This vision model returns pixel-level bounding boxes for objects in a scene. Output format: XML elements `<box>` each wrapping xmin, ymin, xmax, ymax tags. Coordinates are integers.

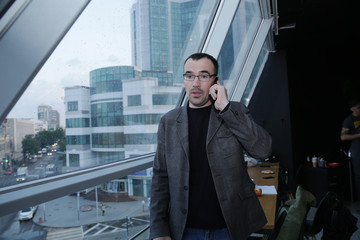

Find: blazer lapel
<box><xmin>176</xmin><ymin>105</ymin><xmax>190</xmax><ymax>160</ymax></box>
<box><xmin>207</xmin><ymin>106</ymin><xmax>222</xmax><ymax>145</ymax></box>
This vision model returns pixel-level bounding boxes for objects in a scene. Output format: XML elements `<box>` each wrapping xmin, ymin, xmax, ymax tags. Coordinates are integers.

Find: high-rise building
<box><xmin>7</xmin><ymin>119</ymin><xmax>35</xmax><ymax>156</ymax></box>
<box><xmin>48</xmin><ymin>110</ymin><xmax>60</xmax><ymax>130</ymax></box>
<box><xmin>38</xmin><ymin>105</ymin><xmax>60</xmax><ymax>130</ymax></box>
<box><xmin>64</xmin><ymin>0</ymin><xmax>199</xmax><ymax>196</ymax></box>
<box><xmin>38</xmin><ymin>105</ymin><xmax>51</xmax><ymax>123</ymax></box>
<box><xmin>64</xmin><ymin>67</ymin><xmax>182</xmax><ymax>168</ymax></box>
<box><xmin>130</xmin><ymin>0</ymin><xmax>200</xmax><ymax>80</ymax></box>
<box><xmin>65</xmin><ymin>0</ymin><xmax>200</xmax><ymax>168</ymax></box>
<box><xmin>64</xmin><ymin>86</ymin><xmax>92</xmax><ymax>168</ymax></box>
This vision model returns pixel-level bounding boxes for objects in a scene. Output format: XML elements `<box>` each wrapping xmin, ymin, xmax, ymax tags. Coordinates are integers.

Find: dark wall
<box><xmin>248</xmin><ymin>44</ymin><xmax>356</xmax><ymax>190</ymax></box>
<box><xmin>286</xmin><ymin>43</ymin><xmax>351</xmax><ymax>164</ymax></box>
<box><xmin>249</xmin><ymin>50</ymin><xmax>294</xmax><ymax>185</ymax></box>
<box><xmin>249</xmin><ymin>0</ymin><xmax>360</xmax><ymax>191</ymax></box>
<box><xmin>278</xmin><ymin>0</ymin><xmax>360</xmax><ymax>167</ymax></box>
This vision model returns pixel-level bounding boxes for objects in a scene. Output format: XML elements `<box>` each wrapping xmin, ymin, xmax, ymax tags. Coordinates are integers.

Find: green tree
<box><xmin>52</xmin><ymin>128</ymin><xmax>65</xmax><ymax>141</ymax></box>
<box><xmin>35</xmin><ymin>130</ymin><xmax>52</xmax><ymax>148</ymax></box>
<box><xmin>58</xmin><ymin>139</ymin><xmax>66</xmax><ymax>152</ymax></box>
<box><xmin>22</xmin><ymin>135</ymin><xmax>40</xmax><ymax>156</ymax></box>
<box><xmin>35</xmin><ymin>128</ymin><xmax>65</xmax><ymax>148</ymax></box>
<box><xmin>24</xmin><ymin>128</ymin><xmax>66</xmax><ymax>157</ymax></box>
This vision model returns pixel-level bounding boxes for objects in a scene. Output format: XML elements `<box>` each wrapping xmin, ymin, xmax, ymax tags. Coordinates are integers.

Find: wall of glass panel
<box><xmin>0</xmin><ymin>0</ymin><xmax>275</xmax><ymax>239</ymax></box>
<box><xmin>217</xmin><ymin>0</ymin><xmax>262</xmax><ymax>91</ymax></box>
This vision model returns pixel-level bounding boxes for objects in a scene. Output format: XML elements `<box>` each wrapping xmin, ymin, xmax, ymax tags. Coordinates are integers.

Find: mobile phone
<box><xmin>209</xmin><ymin>77</ymin><xmax>219</xmax><ymax>104</ymax></box>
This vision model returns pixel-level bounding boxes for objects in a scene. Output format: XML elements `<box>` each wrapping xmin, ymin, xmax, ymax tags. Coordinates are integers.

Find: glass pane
<box><xmin>241</xmin><ymin>34</ymin><xmax>271</xmax><ymax>105</ymax></box>
<box><xmin>217</xmin><ymin>0</ymin><xmax>262</xmax><ymax>93</ymax></box>
<box><xmin>1</xmin><ymin>0</ymin><xmax>218</xmax><ymax>185</ymax></box>
<box><xmin>0</xmin><ymin>167</ymin><xmax>152</xmax><ymax>240</ymax></box>
<box><xmin>0</xmin><ymin>0</ymin><xmax>276</xmax><ymax>239</ymax></box>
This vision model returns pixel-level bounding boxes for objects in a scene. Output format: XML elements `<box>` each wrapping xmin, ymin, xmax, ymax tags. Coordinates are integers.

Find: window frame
<box><xmin>0</xmin><ymin>0</ymin><xmax>275</xmax><ymax>218</ymax></box>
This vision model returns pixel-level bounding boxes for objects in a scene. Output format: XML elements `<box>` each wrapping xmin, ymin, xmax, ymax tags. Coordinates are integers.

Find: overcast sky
<box><xmin>8</xmin><ymin>0</ymin><xmax>135</xmax><ymax>127</ymax></box>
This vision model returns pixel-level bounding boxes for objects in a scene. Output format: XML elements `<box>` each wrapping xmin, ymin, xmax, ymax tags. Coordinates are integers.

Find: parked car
<box><xmin>4</xmin><ymin>168</ymin><xmax>14</xmax><ymax>175</ymax></box>
<box><xmin>18</xmin><ymin>206</ymin><xmax>38</xmax><ymax>221</ymax></box>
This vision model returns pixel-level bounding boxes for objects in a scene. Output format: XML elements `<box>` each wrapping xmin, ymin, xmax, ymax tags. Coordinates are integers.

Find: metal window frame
<box><xmin>0</xmin><ymin>153</ymin><xmax>154</xmax><ymax>216</ymax></box>
<box><xmin>0</xmin><ymin>0</ymin><xmax>91</xmax><ymax>124</ymax></box>
<box><xmin>0</xmin><ymin>0</ymin><xmax>275</xmax><ymax>218</ymax></box>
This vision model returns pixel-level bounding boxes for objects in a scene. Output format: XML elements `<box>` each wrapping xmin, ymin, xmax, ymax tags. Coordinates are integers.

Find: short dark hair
<box><xmin>184</xmin><ymin>53</ymin><xmax>218</xmax><ymax>75</ymax></box>
<box><xmin>348</xmin><ymin>99</ymin><xmax>360</xmax><ymax>108</ymax></box>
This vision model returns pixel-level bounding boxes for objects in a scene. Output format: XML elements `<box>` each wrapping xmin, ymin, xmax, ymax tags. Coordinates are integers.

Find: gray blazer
<box><xmin>149</xmin><ymin>101</ymin><xmax>272</xmax><ymax>240</ymax></box>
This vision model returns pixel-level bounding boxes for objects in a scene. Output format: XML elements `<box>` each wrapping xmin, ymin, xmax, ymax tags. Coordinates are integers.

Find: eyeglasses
<box><xmin>183</xmin><ymin>73</ymin><xmax>217</xmax><ymax>82</ymax></box>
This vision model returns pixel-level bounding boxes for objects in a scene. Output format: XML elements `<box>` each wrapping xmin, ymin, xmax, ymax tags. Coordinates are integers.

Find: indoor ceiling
<box><xmin>276</xmin><ymin>0</ymin><xmax>357</xmax><ymax>49</ymax></box>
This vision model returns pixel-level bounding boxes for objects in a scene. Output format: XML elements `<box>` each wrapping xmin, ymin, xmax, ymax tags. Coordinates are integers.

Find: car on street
<box><xmin>4</xmin><ymin>168</ymin><xmax>14</xmax><ymax>175</ymax></box>
<box><xmin>18</xmin><ymin>206</ymin><xmax>38</xmax><ymax>221</ymax></box>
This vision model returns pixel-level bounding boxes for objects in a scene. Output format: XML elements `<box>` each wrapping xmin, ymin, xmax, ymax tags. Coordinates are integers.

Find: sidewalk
<box><xmin>33</xmin><ymin>195</ymin><xmax>149</xmax><ymax>228</ymax></box>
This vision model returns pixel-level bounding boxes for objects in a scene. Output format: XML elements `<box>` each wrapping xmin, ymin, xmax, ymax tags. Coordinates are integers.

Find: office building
<box><xmin>38</xmin><ymin>105</ymin><xmax>60</xmax><ymax>130</ymax></box>
<box><xmin>131</xmin><ymin>0</ymin><xmax>200</xmax><ymax>81</ymax></box>
<box><xmin>64</xmin><ymin>86</ymin><xmax>92</xmax><ymax>168</ymax></box>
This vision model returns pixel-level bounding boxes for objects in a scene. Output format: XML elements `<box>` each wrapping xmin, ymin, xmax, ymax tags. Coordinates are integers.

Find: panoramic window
<box><xmin>241</xmin><ymin>35</ymin><xmax>272</xmax><ymax>105</ymax></box>
<box><xmin>0</xmin><ymin>0</ymin><xmax>275</xmax><ymax>239</ymax></box>
<box><xmin>217</xmin><ymin>0</ymin><xmax>262</xmax><ymax>92</ymax></box>
<box><xmin>1</xmin><ymin>0</ymin><xmax>219</xmax><ymax>185</ymax></box>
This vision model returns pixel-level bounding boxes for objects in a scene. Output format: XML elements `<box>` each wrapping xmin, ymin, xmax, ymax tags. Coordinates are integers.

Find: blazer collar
<box><xmin>176</xmin><ymin>102</ymin><xmax>223</xmax><ymax>153</ymax></box>
<box><xmin>176</xmin><ymin>104</ymin><xmax>189</xmax><ymax>159</ymax></box>
<box><xmin>207</xmin><ymin>106</ymin><xmax>222</xmax><ymax>143</ymax></box>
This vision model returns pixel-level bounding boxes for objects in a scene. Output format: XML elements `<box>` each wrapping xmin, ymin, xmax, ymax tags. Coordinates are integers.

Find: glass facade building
<box><xmin>131</xmin><ymin>0</ymin><xmax>200</xmax><ymax>76</ymax></box>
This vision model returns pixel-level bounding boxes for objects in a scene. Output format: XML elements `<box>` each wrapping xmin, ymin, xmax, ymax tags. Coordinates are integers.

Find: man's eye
<box><xmin>200</xmin><ymin>75</ymin><xmax>209</xmax><ymax>79</ymax></box>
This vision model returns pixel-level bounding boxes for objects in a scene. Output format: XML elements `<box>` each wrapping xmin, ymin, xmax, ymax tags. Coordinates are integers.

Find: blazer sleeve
<box><xmin>219</xmin><ymin>102</ymin><xmax>272</xmax><ymax>159</ymax></box>
<box><xmin>149</xmin><ymin>116</ymin><xmax>171</xmax><ymax>239</ymax></box>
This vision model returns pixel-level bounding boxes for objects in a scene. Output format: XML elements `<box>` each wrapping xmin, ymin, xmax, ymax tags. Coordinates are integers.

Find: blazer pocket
<box><xmin>217</xmin><ymin>128</ymin><xmax>234</xmax><ymax>138</ymax></box>
<box><xmin>217</xmin><ymin>129</ymin><xmax>239</xmax><ymax>151</ymax></box>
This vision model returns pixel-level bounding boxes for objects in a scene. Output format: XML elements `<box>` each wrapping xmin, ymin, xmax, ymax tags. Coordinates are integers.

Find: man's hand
<box><xmin>209</xmin><ymin>80</ymin><xmax>229</xmax><ymax>111</ymax></box>
<box><xmin>154</xmin><ymin>237</ymin><xmax>171</xmax><ymax>240</ymax></box>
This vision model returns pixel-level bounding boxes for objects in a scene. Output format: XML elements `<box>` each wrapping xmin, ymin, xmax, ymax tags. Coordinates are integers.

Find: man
<box><xmin>149</xmin><ymin>53</ymin><xmax>272</xmax><ymax>240</ymax></box>
<box><xmin>341</xmin><ymin>100</ymin><xmax>360</xmax><ymax>200</ymax></box>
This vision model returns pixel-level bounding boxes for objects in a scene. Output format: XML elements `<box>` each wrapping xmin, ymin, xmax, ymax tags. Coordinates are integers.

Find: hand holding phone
<box><xmin>209</xmin><ymin>80</ymin><xmax>229</xmax><ymax>111</ymax></box>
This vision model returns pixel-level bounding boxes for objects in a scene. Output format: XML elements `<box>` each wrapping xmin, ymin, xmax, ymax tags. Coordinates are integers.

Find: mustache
<box><xmin>190</xmin><ymin>88</ymin><xmax>203</xmax><ymax>93</ymax></box>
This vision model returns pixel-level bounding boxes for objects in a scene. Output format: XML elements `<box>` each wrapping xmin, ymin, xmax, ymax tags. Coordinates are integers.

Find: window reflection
<box><xmin>217</xmin><ymin>0</ymin><xmax>262</xmax><ymax>91</ymax></box>
<box><xmin>241</xmin><ymin>36</ymin><xmax>271</xmax><ymax>105</ymax></box>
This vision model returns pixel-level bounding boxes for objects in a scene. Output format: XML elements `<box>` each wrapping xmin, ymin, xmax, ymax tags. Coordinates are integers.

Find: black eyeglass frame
<box><xmin>182</xmin><ymin>73</ymin><xmax>217</xmax><ymax>82</ymax></box>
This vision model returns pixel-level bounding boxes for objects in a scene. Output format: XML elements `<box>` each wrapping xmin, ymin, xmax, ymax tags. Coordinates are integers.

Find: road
<box><xmin>0</xmin><ymin>153</ymin><xmax>58</xmax><ymax>188</ymax></box>
<box><xmin>0</xmin><ymin>212</ymin><xmax>48</xmax><ymax>240</ymax></box>
<box><xmin>0</xmin><ymin>150</ymin><xmax>150</xmax><ymax>239</ymax></box>
<box><xmin>0</xmin><ymin>206</ymin><xmax>150</xmax><ymax>240</ymax></box>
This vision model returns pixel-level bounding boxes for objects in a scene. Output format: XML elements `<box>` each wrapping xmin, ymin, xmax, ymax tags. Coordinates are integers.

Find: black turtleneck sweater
<box><xmin>186</xmin><ymin>105</ymin><xmax>227</xmax><ymax>229</ymax></box>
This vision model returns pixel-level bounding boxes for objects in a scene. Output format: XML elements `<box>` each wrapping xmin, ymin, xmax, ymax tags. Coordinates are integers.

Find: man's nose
<box><xmin>192</xmin><ymin>77</ymin><xmax>200</xmax><ymax>87</ymax></box>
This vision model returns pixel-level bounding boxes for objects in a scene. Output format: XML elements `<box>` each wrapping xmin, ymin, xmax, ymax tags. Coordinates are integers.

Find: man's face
<box><xmin>183</xmin><ymin>58</ymin><xmax>216</xmax><ymax>108</ymax></box>
<box><xmin>351</xmin><ymin>103</ymin><xmax>360</xmax><ymax>116</ymax></box>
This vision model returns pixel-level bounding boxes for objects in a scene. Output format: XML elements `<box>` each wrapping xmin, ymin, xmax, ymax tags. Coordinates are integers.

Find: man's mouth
<box><xmin>191</xmin><ymin>89</ymin><xmax>202</xmax><ymax>97</ymax></box>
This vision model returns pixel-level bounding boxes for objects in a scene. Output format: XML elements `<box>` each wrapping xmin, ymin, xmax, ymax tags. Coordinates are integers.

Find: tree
<box><xmin>35</xmin><ymin>130</ymin><xmax>52</xmax><ymax>148</ymax></box>
<box><xmin>58</xmin><ymin>138</ymin><xmax>66</xmax><ymax>152</ymax></box>
<box><xmin>22</xmin><ymin>128</ymin><xmax>66</xmax><ymax>158</ymax></box>
<box><xmin>35</xmin><ymin>128</ymin><xmax>65</xmax><ymax>148</ymax></box>
<box><xmin>53</xmin><ymin>128</ymin><xmax>65</xmax><ymax>141</ymax></box>
<box><xmin>22</xmin><ymin>135</ymin><xmax>40</xmax><ymax>156</ymax></box>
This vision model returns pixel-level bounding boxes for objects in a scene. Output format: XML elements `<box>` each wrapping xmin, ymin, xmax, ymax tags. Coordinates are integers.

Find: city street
<box><xmin>1</xmin><ymin>148</ymin><xmax>150</xmax><ymax>239</ymax></box>
<box><xmin>0</xmin><ymin>194</ymin><xmax>150</xmax><ymax>240</ymax></box>
<box><xmin>0</xmin><ymin>151</ymin><xmax>58</xmax><ymax>188</ymax></box>
<box><xmin>0</xmin><ymin>212</ymin><xmax>48</xmax><ymax>240</ymax></box>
